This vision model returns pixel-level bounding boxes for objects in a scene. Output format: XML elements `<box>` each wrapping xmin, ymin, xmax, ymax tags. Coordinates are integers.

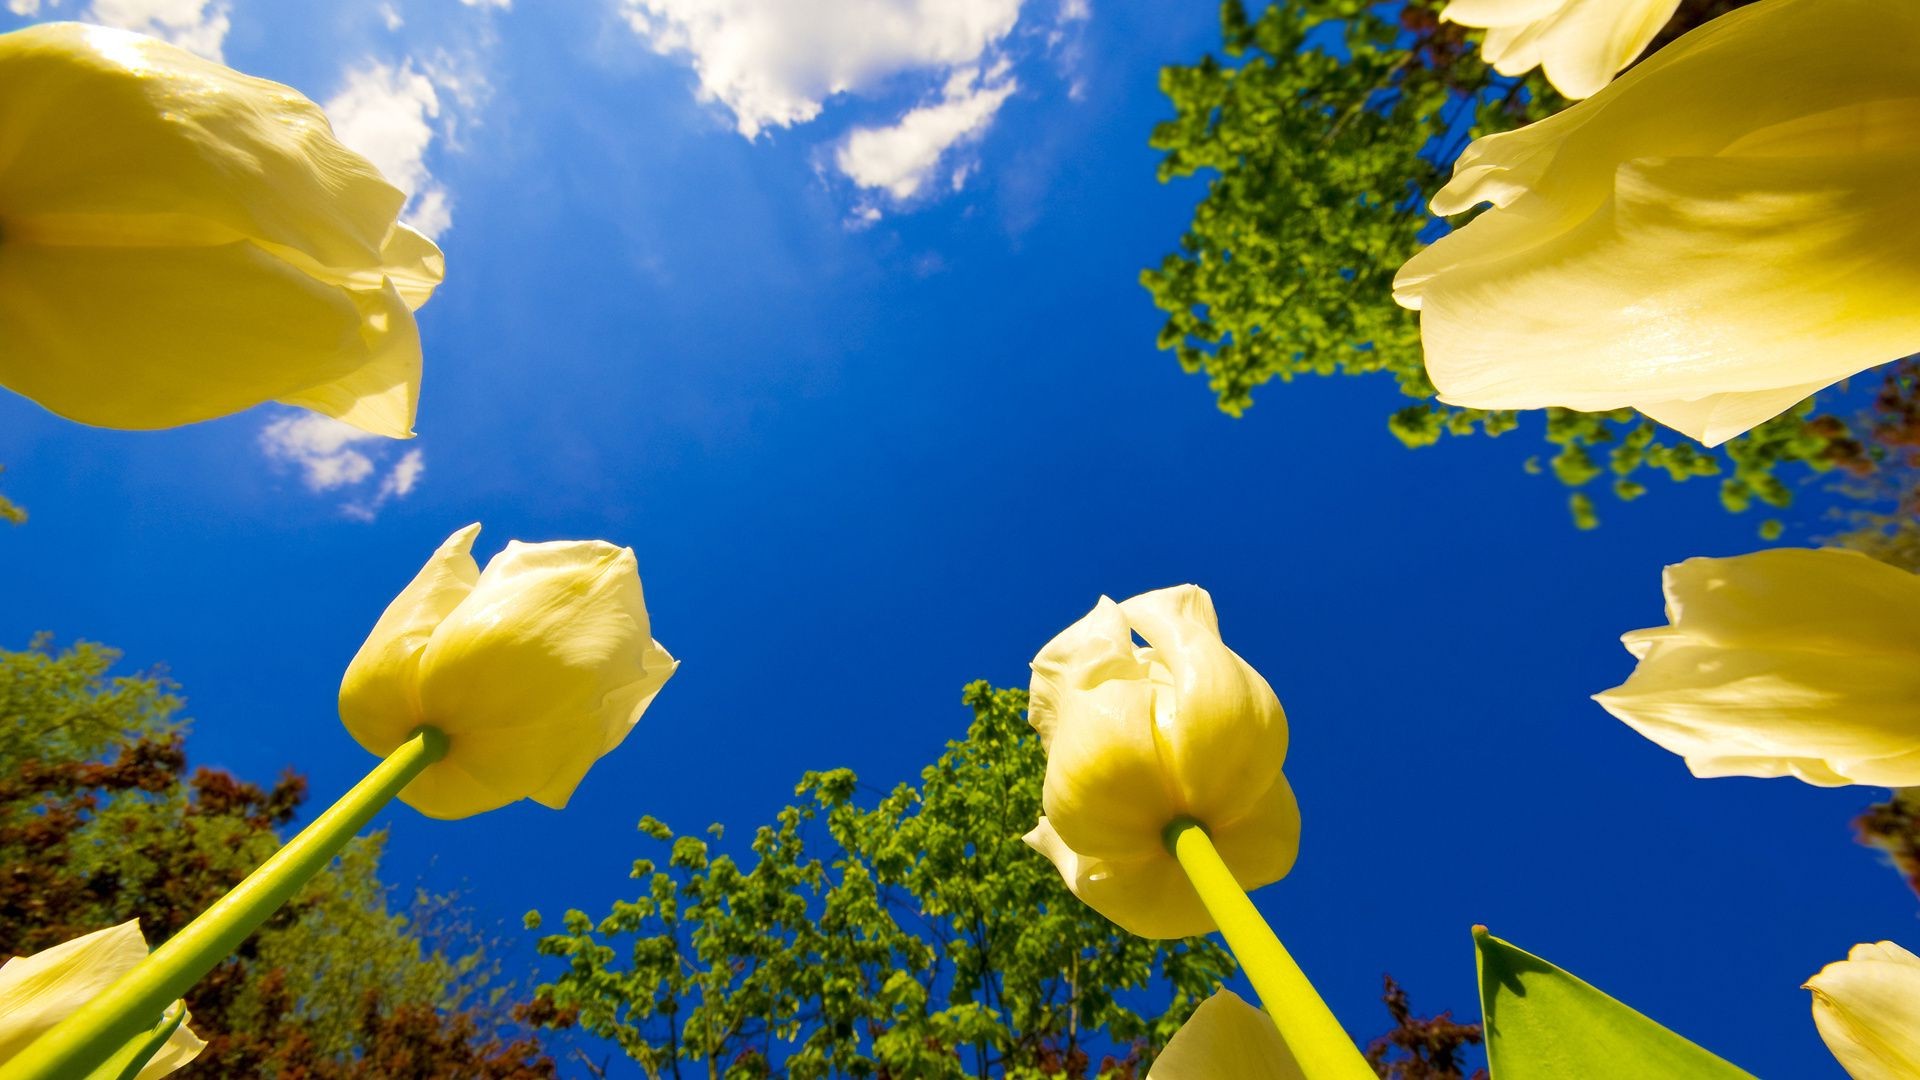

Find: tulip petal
<box><xmin>1029</xmin><ymin>595</ymin><xmax>1146</xmax><ymax>751</ymax></box>
<box><xmin>1205</xmin><ymin>769</ymin><xmax>1301</xmax><ymax>895</ymax></box>
<box><xmin>340</xmin><ymin>524</ymin><xmax>481</xmax><ymax>762</ymax></box>
<box><xmin>0</xmin><ymin>23</ymin><xmax>409</xmax><ymax>274</ymax></box>
<box><xmin>1807</xmin><ymin>941</ymin><xmax>1920</xmax><ymax>1080</ymax></box>
<box><xmin>0</xmin><ymin>238</ymin><xmax>423</xmax><ymax>436</ymax></box>
<box><xmin>0</xmin><ymin>922</ymin><xmax>203</xmax><ymax>1076</ymax></box>
<box><xmin>412</xmin><ymin>540</ymin><xmax>672</xmax><ymax>817</ymax></box>
<box><xmin>1121</xmin><ymin>586</ymin><xmax>1287</xmax><ymax>833</ymax></box>
<box><xmin>1024</xmin><ymin>816</ymin><xmax>1213</xmax><ymax>940</ymax></box>
<box><xmin>1148</xmin><ymin>989</ymin><xmax>1304</xmax><ymax>1080</ymax></box>
<box><xmin>1657</xmin><ymin>549</ymin><xmax>1920</xmax><ymax>653</ymax></box>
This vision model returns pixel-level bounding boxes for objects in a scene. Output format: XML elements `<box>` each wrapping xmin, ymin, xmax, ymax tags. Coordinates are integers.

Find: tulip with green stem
<box><xmin>0</xmin><ymin>525</ymin><xmax>676</xmax><ymax>1078</ymax></box>
<box><xmin>1021</xmin><ymin>585</ymin><xmax>1373</xmax><ymax>1078</ymax></box>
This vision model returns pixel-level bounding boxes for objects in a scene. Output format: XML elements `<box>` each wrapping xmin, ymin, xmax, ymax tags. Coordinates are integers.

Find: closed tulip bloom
<box><xmin>1394</xmin><ymin>0</ymin><xmax>1920</xmax><ymax>447</ymax></box>
<box><xmin>0</xmin><ymin>23</ymin><xmax>443</xmax><ymax>436</ymax></box>
<box><xmin>1023</xmin><ymin>585</ymin><xmax>1297</xmax><ymax>939</ymax></box>
<box><xmin>1806</xmin><ymin>941</ymin><xmax>1920</xmax><ymax>1080</ymax></box>
<box><xmin>1441</xmin><ymin>0</ymin><xmax>1681</xmax><ymax>100</ymax></box>
<box><xmin>340</xmin><ymin>524</ymin><xmax>677</xmax><ymax>819</ymax></box>
<box><xmin>1594</xmin><ymin>548</ymin><xmax>1920</xmax><ymax>787</ymax></box>
<box><xmin>0</xmin><ymin>922</ymin><xmax>203</xmax><ymax>1078</ymax></box>
<box><xmin>1149</xmin><ymin>989</ymin><xmax>1304</xmax><ymax>1080</ymax></box>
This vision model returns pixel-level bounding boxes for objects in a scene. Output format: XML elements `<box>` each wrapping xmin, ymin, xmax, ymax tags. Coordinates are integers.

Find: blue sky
<box><xmin>0</xmin><ymin>1</ymin><xmax>1909</xmax><ymax>1075</ymax></box>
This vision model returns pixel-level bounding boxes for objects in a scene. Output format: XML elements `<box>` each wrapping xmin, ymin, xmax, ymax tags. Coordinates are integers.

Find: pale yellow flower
<box><xmin>1023</xmin><ymin>585</ymin><xmax>1298</xmax><ymax>939</ymax></box>
<box><xmin>1806</xmin><ymin>941</ymin><xmax>1920</xmax><ymax>1080</ymax></box>
<box><xmin>0</xmin><ymin>23</ymin><xmax>443</xmax><ymax>436</ymax></box>
<box><xmin>339</xmin><ymin>524</ymin><xmax>678</xmax><ymax>819</ymax></box>
<box><xmin>1441</xmin><ymin>0</ymin><xmax>1681</xmax><ymax>99</ymax></box>
<box><xmin>1148</xmin><ymin>989</ymin><xmax>1305</xmax><ymax>1080</ymax></box>
<box><xmin>1394</xmin><ymin>0</ymin><xmax>1920</xmax><ymax>447</ymax></box>
<box><xmin>1594</xmin><ymin>548</ymin><xmax>1920</xmax><ymax>787</ymax></box>
<box><xmin>0</xmin><ymin>922</ymin><xmax>203</xmax><ymax>1078</ymax></box>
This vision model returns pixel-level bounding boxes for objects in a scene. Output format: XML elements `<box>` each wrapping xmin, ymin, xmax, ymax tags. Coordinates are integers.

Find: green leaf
<box><xmin>1474</xmin><ymin>927</ymin><xmax>1754</xmax><ymax>1079</ymax></box>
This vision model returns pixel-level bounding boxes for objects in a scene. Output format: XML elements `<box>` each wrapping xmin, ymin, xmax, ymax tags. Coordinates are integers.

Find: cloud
<box><xmin>835</xmin><ymin>64</ymin><xmax>1015</xmax><ymax>202</ymax></box>
<box><xmin>85</xmin><ymin>0</ymin><xmax>230</xmax><ymax>60</ymax></box>
<box><xmin>459</xmin><ymin>0</ymin><xmax>508</xmax><ymax>7</ymax></box>
<box><xmin>10</xmin><ymin>0</ymin><xmax>229</xmax><ymax>58</ymax></box>
<box><xmin>259</xmin><ymin>413</ymin><xmax>425</xmax><ymax>520</ymax></box>
<box><xmin>324</xmin><ymin>59</ymin><xmax>454</xmax><ymax>239</ymax></box>
<box><xmin>622</xmin><ymin>0</ymin><xmax>1022</xmax><ymax>139</ymax></box>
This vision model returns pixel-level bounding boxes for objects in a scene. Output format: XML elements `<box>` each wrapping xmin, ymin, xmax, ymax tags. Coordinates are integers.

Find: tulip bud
<box><xmin>1148</xmin><ymin>989</ymin><xmax>1303</xmax><ymax>1080</ymax></box>
<box><xmin>1805</xmin><ymin>941</ymin><xmax>1920</xmax><ymax>1080</ymax></box>
<box><xmin>1023</xmin><ymin>585</ymin><xmax>1297</xmax><ymax>939</ymax></box>
<box><xmin>0</xmin><ymin>922</ymin><xmax>203</xmax><ymax>1078</ymax></box>
<box><xmin>0</xmin><ymin>23</ymin><xmax>443</xmax><ymax>436</ymax></box>
<box><xmin>339</xmin><ymin>524</ymin><xmax>677</xmax><ymax>819</ymax></box>
<box><xmin>1594</xmin><ymin>548</ymin><xmax>1920</xmax><ymax>787</ymax></box>
<box><xmin>1394</xmin><ymin>0</ymin><xmax>1920</xmax><ymax>447</ymax></box>
<box><xmin>1439</xmin><ymin>0</ymin><xmax>1681</xmax><ymax>100</ymax></box>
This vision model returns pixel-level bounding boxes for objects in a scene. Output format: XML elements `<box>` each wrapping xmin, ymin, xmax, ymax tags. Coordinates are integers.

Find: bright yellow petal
<box><xmin>1024</xmin><ymin>816</ymin><xmax>1214</xmax><ymax>940</ymax></box>
<box><xmin>1480</xmin><ymin>0</ymin><xmax>1681</xmax><ymax>100</ymax></box>
<box><xmin>1121</xmin><ymin>585</ymin><xmax>1288</xmax><ymax>835</ymax></box>
<box><xmin>1149</xmin><ymin>989</ymin><xmax>1305</xmax><ymax>1080</ymax></box>
<box><xmin>274</xmin><ymin>276</ymin><xmax>423</xmax><ymax>439</ymax></box>
<box><xmin>0</xmin><ymin>239</ymin><xmax>422</xmax><ymax>435</ymax></box>
<box><xmin>1029</xmin><ymin>595</ymin><xmax>1144</xmax><ymax>751</ymax></box>
<box><xmin>1440</xmin><ymin>0</ymin><xmax>1567</xmax><ymax>28</ymax></box>
<box><xmin>0</xmin><ymin>23</ymin><xmax>405</xmax><ymax>273</ymax></box>
<box><xmin>1657</xmin><ymin>549</ymin><xmax>1920</xmax><ymax>652</ymax></box>
<box><xmin>339</xmin><ymin>524</ymin><xmax>480</xmax><ymax>762</ymax></box>
<box><xmin>1205</xmin><ymin>770</ymin><xmax>1301</xmax><ymax>895</ymax></box>
<box><xmin>1395</xmin><ymin>0</ymin><xmax>1920</xmax><ymax>445</ymax></box>
<box><xmin>410</xmin><ymin>540</ymin><xmax>672</xmax><ymax>818</ymax></box>
<box><xmin>1807</xmin><ymin>941</ymin><xmax>1920</xmax><ymax>1080</ymax></box>
<box><xmin>1040</xmin><ymin>669</ymin><xmax>1183</xmax><ymax>863</ymax></box>
<box><xmin>0</xmin><ymin>921</ymin><xmax>202</xmax><ymax>1076</ymax></box>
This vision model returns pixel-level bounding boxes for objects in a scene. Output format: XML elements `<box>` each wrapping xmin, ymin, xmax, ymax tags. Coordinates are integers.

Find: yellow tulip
<box><xmin>1148</xmin><ymin>989</ymin><xmax>1305</xmax><ymax>1080</ymax></box>
<box><xmin>0</xmin><ymin>922</ymin><xmax>203</xmax><ymax>1079</ymax></box>
<box><xmin>1594</xmin><ymin>548</ymin><xmax>1920</xmax><ymax>787</ymax></box>
<box><xmin>1023</xmin><ymin>585</ymin><xmax>1298</xmax><ymax>939</ymax></box>
<box><xmin>0</xmin><ymin>23</ymin><xmax>443</xmax><ymax>437</ymax></box>
<box><xmin>339</xmin><ymin>524</ymin><xmax>677</xmax><ymax>819</ymax></box>
<box><xmin>1806</xmin><ymin>941</ymin><xmax>1920</xmax><ymax>1080</ymax></box>
<box><xmin>1394</xmin><ymin>0</ymin><xmax>1920</xmax><ymax>447</ymax></box>
<box><xmin>1440</xmin><ymin>0</ymin><xmax>1681</xmax><ymax>99</ymax></box>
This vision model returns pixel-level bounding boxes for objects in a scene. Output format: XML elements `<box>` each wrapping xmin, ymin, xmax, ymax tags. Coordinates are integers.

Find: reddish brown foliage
<box><xmin>1366</xmin><ymin>976</ymin><xmax>1486</xmax><ymax>1080</ymax></box>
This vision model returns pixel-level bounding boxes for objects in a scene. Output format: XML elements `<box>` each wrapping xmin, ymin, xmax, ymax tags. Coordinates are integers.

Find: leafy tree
<box><xmin>0</xmin><ymin>466</ymin><xmax>22</xmax><ymax>525</ymax></box>
<box><xmin>0</xmin><ymin>636</ymin><xmax>555</xmax><ymax>1078</ymax></box>
<box><xmin>1140</xmin><ymin>0</ymin><xmax>1919</xmax><ymax>530</ymax></box>
<box><xmin>529</xmin><ymin>683</ymin><xmax>1235</xmax><ymax>1079</ymax></box>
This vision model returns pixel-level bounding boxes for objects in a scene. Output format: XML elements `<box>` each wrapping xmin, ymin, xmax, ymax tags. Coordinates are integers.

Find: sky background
<box><xmin>0</xmin><ymin>1</ymin><xmax>1909</xmax><ymax>1075</ymax></box>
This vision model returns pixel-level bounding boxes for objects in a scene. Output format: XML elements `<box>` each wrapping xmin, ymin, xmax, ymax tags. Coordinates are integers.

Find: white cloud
<box><xmin>378</xmin><ymin>2</ymin><xmax>403</xmax><ymax>30</ymax></box>
<box><xmin>259</xmin><ymin>413</ymin><xmax>425</xmax><ymax>520</ymax></box>
<box><xmin>459</xmin><ymin>0</ymin><xmax>509</xmax><ymax>7</ymax></box>
<box><xmin>7</xmin><ymin>1</ymin><xmax>42</xmax><ymax>15</ymax></box>
<box><xmin>324</xmin><ymin>60</ymin><xmax>454</xmax><ymax>239</ymax></box>
<box><xmin>85</xmin><ymin>0</ymin><xmax>230</xmax><ymax>60</ymax></box>
<box><xmin>622</xmin><ymin>0</ymin><xmax>1022</xmax><ymax>138</ymax></box>
<box><xmin>835</xmin><ymin>65</ymin><xmax>1015</xmax><ymax>202</ymax></box>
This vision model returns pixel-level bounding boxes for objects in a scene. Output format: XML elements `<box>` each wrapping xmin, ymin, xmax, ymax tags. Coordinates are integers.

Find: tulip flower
<box><xmin>1148</xmin><ymin>989</ymin><xmax>1304</xmax><ymax>1080</ymax></box>
<box><xmin>0</xmin><ymin>23</ymin><xmax>443</xmax><ymax>437</ymax></box>
<box><xmin>1023</xmin><ymin>585</ymin><xmax>1297</xmax><ymax>939</ymax></box>
<box><xmin>0</xmin><ymin>922</ymin><xmax>202</xmax><ymax>1079</ymax></box>
<box><xmin>1806</xmin><ymin>941</ymin><xmax>1920</xmax><ymax>1080</ymax></box>
<box><xmin>340</xmin><ymin>523</ymin><xmax>679</xmax><ymax>819</ymax></box>
<box><xmin>1594</xmin><ymin>548</ymin><xmax>1920</xmax><ymax>787</ymax></box>
<box><xmin>1024</xmin><ymin>586</ymin><xmax>1370</xmax><ymax>1080</ymax></box>
<box><xmin>1393</xmin><ymin>0</ymin><xmax>1920</xmax><ymax>447</ymax></box>
<box><xmin>1440</xmin><ymin>0</ymin><xmax>1681</xmax><ymax>100</ymax></box>
<box><xmin>0</xmin><ymin>525</ymin><xmax>676</xmax><ymax>1080</ymax></box>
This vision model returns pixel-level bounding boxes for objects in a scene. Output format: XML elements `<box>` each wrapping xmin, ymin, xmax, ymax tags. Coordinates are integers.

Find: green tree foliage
<box><xmin>0</xmin><ymin>636</ymin><xmax>555</xmax><ymax>1077</ymax></box>
<box><xmin>0</xmin><ymin>466</ymin><xmax>22</xmax><ymax>525</ymax></box>
<box><xmin>529</xmin><ymin>682</ymin><xmax>1236</xmax><ymax>1079</ymax></box>
<box><xmin>1140</xmin><ymin>0</ymin><xmax>1911</xmax><ymax>529</ymax></box>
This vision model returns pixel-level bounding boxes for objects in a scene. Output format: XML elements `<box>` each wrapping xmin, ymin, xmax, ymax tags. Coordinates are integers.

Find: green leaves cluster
<box><xmin>1143</xmin><ymin>0</ymin><xmax>1869</xmax><ymax>529</ymax></box>
<box><xmin>528</xmin><ymin>682</ymin><xmax>1233</xmax><ymax>1079</ymax></box>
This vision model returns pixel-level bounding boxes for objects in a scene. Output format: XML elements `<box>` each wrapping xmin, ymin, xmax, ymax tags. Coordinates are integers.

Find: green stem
<box><xmin>1164</xmin><ymin>818</ymin><xmax>1374</xmax><ymax>1080</ymax></box>
<box><xmin>0</xmin><ymin>728</ymin><xmax>448</xmax><ymax>1080</ymax></box>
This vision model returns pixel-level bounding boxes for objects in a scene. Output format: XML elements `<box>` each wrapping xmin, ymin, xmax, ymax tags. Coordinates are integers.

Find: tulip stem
<box><xmin>1165</xmin><ymin>818</ymin><xmax>1375</xmax><ymax>1080</ymax></box>
<box><xmin>0</xmin><ymin>728</ymin><xmax>448</xmax><ymax>1080</ymax></box>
